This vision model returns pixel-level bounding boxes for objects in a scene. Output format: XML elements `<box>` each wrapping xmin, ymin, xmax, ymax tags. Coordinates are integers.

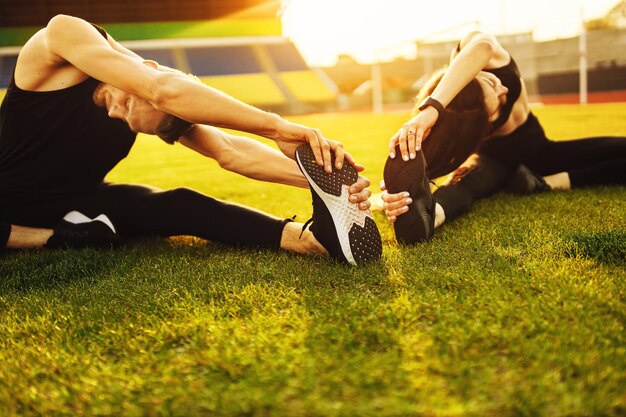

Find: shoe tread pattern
<box><xmin>349</xmin><ymin>217</ymin><xmax>383</xmax><ymax>264</ymax></box>
<box><xmin>296</xmin><ymin>144</ymin><xmax>382</xmax><ymax>265</ymax></box>
<box><xmin>296</xmin><ymin>145</ymin><xmax>358</xmax><ymax>196</ymax></box>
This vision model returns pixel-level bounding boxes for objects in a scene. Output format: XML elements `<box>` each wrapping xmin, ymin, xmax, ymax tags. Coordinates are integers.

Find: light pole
<box><xmin>579</xmin><ymin>0</ymin><xmax>588</xmax><ymax>104</ymax></box>
<box><xmin>371</xmin><ymin>58</ymin><xmax>384</xmax><ymax>114</ymax></box>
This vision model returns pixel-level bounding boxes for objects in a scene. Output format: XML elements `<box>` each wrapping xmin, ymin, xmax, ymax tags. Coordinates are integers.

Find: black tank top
<box><xmin>0</xmin><ymin>76</ymin><xmax>136</xmax><ymax>203</ymax></box>
<box><xmin>484</xmin><ymin>56</ymin><xmax>523</xmax><ymax>130</ymax></box>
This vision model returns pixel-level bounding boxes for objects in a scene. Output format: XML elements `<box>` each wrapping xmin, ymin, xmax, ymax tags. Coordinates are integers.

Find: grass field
<box><xmin>1</xmin><ymin>103</ymin><xmax>625</xmax><ymax>416</ymax></box>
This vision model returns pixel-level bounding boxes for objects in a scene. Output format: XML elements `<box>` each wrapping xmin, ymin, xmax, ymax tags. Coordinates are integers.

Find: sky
<box><xmin>280</xmin><ymin>0</ymin><xmax>622</xmax><ymax>66</ymax></box>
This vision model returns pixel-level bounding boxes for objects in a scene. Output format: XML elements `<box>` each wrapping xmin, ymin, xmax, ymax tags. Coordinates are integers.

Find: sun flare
<box><xmin>281</xmin><ymin>0</ymin><xmax>425</xmax><ymax>66</ymax></box>
<box><xmin>280</xmin><ymin>0</ymin><xmax>622</xmax><ymax>67</ymax></box>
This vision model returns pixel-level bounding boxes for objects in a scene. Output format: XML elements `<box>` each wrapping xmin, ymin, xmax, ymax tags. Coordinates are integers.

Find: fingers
<box><xmin>348</xmin><ymin>176</ymin><xmax>371</xmax><ymax>211</ymax></box>
<box><xmin>306</xmin><ymin>128</ymin><xmax>332</xmax><ymax>173</ymax></box>
<box><xmin>350</xmin><ymin>190</ymin><xmax>371</xmax><ymax>210</ymax></box>
<box><xmin>329</xmin><ymin>141</ymin><xmax>345</xmax><ymax>171</ymax></box>
<box><xmin>353</xmin><ymin>163</ymin><xmax>366</xmax><ymax>173</ymax></box>
<box><xmin>407</xmin><ymin>129</ymin><xmax>416</xmax><ymax>158</ymax></box>
<box><xmin>319</xmin><ymin>135</ymin><xmax>332</xmax><ymax>174</ymax></box>
<box><xmin>389</xmin><ymin>111</ymin><xmax>438</xmax><ymax>161</ymax></box>
<box><xmin>343</xmin><ymin>151</ymin><xmax>360</xmax><ymax>170</ymax></box>
<box><xmin>382</xmin><ymin>190</ymin><xmax>411</xmax><ymax>220</ymax></box>
<box><xmin>379</xmin><ymin>180</ymin><xmax>386</xmax><ymax>192</ymax></box>
<box><xmin>350</xmin><ymin>175</ymin><xmax>371</xmax><ymax>193</ymax></box>
<box><xmin>414</xmin><ymin>127</ymin><xmax>425</xmax><ymax>152</ymax></box>
<box><xmin>388</xmin><ymin>133</ymin><xmax>399</xmax><ymax>159</ymax></box>
<box><xmin>391</xmin><ymin>127</ymin><xmax>415</xmax><ymax>161</ymax></box>
<box><xmin>398</xmin><ymin>127</ymin><xmax>410</xmax><ymax>161</ymax></box>
<box><xmin>349</xmin><ymin>187</ymin><xmax>372</xmax><ymax>204</ymax></box>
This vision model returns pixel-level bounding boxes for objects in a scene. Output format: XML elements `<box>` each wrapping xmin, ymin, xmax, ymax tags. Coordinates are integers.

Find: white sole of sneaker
<box><xmin>296</xmin><ymin>152</ymin><xmax>371</xmax><ymax>266</ymax></box>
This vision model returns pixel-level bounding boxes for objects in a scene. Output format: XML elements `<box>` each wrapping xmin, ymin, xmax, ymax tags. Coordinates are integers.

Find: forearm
<box><xmin>225</xmin><ymin>137</ymin><xmax>308</xmax><ymax>188</ymax></box>
<box><xmin>181</xmin><ymin>125</ymin><xmax>308</xmax><ymax>188</ymax></box>
<box><xmin>431</xmin><ymin>40</ymin><xmax>494</xmax><ymax>106</ymax></box>
<box><xmin>154</xmin><ymin>75</ymin><xmax>283</xmax><ymax>139</ymax></box>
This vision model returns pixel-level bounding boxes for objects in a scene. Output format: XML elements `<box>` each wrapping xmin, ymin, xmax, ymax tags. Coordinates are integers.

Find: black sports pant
<box><xmin>2</xmin><ymin>184</ymin><xmax>288</xmax><ymax>248</ymax></box>
<box><xmin>434</xmin><ymin>113</ymin><xmax>626</xmax><ymax>221</ymax></box>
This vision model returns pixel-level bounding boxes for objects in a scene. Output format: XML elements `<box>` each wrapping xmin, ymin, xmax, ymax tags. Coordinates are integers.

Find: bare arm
<box><xmin>179</xmin><ymin>125</ymin><xmax>309</xmax><ymax>188</ymax></box>
<box><xmin>179</xmin><ymin>125</ymin><xmax>373</xmax><ymax>210</ymax></box>
<box><xmin>37</xmin><ymin>15</ymin><xmax>342</xmax><ymax>170</ymax></box>
<box><xmin>388</xmin><ymin>31</ymin><xmax>509</xmax><ymax>160</ymax></box>
<box><xmin>432</xmin><ymin>31</ymin><xmax>509</xmax><ymax>107</ymax></box>
<box><xmin>42</xmin><ymin>15</ymin><xmax>278</xmax><ymax>133</ymax></box>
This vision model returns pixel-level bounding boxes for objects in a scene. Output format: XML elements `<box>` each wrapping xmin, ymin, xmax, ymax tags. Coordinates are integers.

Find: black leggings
<box><xmin>434</xmin><ymin>113</ymin><xmax>626</xmax><ymax>221</ymax></box>
<box><xmin>2</xmin><ymin>183</ymin><xmax>288</xmax><ymax>248</ymax></box>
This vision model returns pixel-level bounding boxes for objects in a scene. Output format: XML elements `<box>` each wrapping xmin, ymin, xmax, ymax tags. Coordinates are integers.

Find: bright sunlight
<box><xmin>281</xmin><ymin>0</ymin><xmax>622</xmax><ymax>66</ymax></box>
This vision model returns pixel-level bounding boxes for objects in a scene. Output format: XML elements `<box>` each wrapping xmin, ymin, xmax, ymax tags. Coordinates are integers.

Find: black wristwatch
<box><xmin>418</xmin><ymin>96</ymin><xmax>445</xmax><ymax>115</ymax></box>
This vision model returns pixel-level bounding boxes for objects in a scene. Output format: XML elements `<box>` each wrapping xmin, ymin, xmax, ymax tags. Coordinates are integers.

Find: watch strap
<box><xmin>419</xmin><ymin>96</ymin><xmax>445</xmax><ymax>115</ymax></box>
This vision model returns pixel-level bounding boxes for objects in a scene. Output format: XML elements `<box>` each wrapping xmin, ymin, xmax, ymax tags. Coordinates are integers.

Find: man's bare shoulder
<box><xmin>15</xmin><ymin>16</ymin><xmax>91</xmax><ymax>91</ymax></box>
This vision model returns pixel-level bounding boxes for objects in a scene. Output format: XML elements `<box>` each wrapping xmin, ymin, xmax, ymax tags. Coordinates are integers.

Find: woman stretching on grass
<box><xmin>0</xmin><ymin>14</ymin><xmax>382</xmax><ymax>265</ymax></box>
<box><xmin>381</xmin><ymin>31</ymin><xmax>626</xmax><ymax>244</ymax></box>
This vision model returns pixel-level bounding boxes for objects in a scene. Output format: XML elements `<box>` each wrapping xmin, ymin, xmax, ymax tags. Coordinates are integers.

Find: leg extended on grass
<box><xmin>434</xmin><ymin>153</ymin><xmax>512</xmax><ymax>224</ymax></box>
<box><xmin>0</xmin><ymin>213</ymin><xmax>327</xmax><ymax>257</ymax></box>
<box><xmin>58</xmin><ymin>183</ymin><xmax>341</xmax><ymax>259</ymax></box>
<box><xmin>1</xmin><ymin>223</ymin><xmax>52</xmax><ymax>249</ymax></box>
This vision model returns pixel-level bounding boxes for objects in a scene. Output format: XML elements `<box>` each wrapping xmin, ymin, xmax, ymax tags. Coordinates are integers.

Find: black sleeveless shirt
<box><xmin>0</xmin><ymin>76</ymin><xmax>136</xmax><ymax>204</ymax></box>
<box><xmin>484</xmin><ymin>56</ymin><xmax>523</xmax><ymax>131</ymax></box>
<box><xmin>0</xmin><ymin>22</ymin><xmax>136</xmax><ymax>206</ymax></box>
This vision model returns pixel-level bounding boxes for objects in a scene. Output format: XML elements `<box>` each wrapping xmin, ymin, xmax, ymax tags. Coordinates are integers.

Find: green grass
<box><xmin>1</xmin><ymin>103</ymin><xmax>625</xmax><ymax>416</ymax></box>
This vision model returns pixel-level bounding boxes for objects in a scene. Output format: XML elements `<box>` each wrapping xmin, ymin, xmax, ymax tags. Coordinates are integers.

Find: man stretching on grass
<box><xmin>0</xmin><ymin>15</ymin><xmax>382</xmax><ymax>265</ymax></box>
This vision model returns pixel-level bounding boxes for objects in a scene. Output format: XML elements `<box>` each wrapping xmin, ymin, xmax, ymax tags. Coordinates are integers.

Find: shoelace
<box><xmin>299</xmin><ymin>217</ymin><xmax>313</xmax><ymax>239</ymax></box>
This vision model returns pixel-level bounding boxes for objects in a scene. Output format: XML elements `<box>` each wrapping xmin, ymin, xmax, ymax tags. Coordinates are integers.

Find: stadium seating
<box><xmin>0</xmin><ymin>38</ymin><xmax>337</xmax><ymax>114</ymax></box>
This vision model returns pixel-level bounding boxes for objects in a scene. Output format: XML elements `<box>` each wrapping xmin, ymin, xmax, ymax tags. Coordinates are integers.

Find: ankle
<box><xmin>544</xmin><ymin>172</ymin><xmax>571</xmax><ymax>190</ymax></box>
<box><xmin>6</xmin><ymin>225</ymin><xmax>53</xmax><ymax>249</ymax></box>
<box><xmin>280</xmin><ymin>222</ymin><xmax>327</xmax><ymax>256</ymax></box>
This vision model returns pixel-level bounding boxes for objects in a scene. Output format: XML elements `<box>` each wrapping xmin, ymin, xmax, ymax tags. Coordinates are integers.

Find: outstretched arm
<box><xmin>388</xmin><ymin>32</ymin><xmax>509</xmax><ymax>160</ymax></box>
<box><xmin>179</xmin><ymin>125</ymin><xmax>372</xmax><ymax>210</ymax></box>
<box><xmin>180</xmin><ymin>125</ymin><xmax>309</xmax><ymax>188</ymax></box>
<box><xmin>34</xmin><ymin>15</ymin><xmax>341</xmax><ymax>171</ymax></box>
<box><xmin>431</xmin><ymin>32</ymin><xmax>509</xmax><ymax>107</ymax></box>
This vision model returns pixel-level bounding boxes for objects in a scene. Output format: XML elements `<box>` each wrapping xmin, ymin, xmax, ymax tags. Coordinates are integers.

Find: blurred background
<box><xmin>1</xmin><ymin>0</ymin><xmax>625</xmax><ymax>114</ymax></box>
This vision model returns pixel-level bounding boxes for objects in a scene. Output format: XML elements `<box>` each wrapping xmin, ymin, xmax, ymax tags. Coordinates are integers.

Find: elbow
<box><xmin>215</xmin><ymin>147</ymin><xmax>239</xmax><ymax>172</ymax></box>
<box><xmin>149</xmin><ymin>72</ymin><xmax>179</xmax><ymax>111</ymax></box>
<box><xmin>217</xmin><ymin>154</ymin><xmax>234</xmax><ymax>171</ymax></box>
<box><xmin>473</xmin><ymin>39</ymin><xmax>496</xmax><ymax>58</ymax></box>
<box><xmin>45</xmin><ymin>14</ymin><xmax>74</xmax><ymax>44</ymax></box>
<box><xmin>217</xmin><ymin>149</ymin><xmax>256</xmax><ymax>178</ymax></box>
<box><xmin>47</xmin><ymin>14</ymin><xmax>72</xmax><ymax>29</ymax></box>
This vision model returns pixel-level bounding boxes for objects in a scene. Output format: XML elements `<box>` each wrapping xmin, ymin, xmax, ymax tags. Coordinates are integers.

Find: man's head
<box><xmin>92</xmin><ymin>60</ymin><xmax>194</xmax><ymax>144</ymax></box>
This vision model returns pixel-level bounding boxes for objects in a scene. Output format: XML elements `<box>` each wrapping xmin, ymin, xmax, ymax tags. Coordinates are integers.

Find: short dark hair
<box><xmin>415</xmin><ymin>67</ymin><xmax>491</xmax><ymax>178</ymax></box>
<box><xmin>155</xmin><ymin>114</ymin><xmax>194</xmax><ymax>144</ymax></box>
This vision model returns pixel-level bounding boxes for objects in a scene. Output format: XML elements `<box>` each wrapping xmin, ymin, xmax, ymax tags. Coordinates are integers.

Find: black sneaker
<box><xmin>383</xmin><ymin>147</ymin><xmax>435</xmax><ymax>244</ymax></box>
<box><xmin>295</xmin><ymin>144</ymin><xmax>382</xmax><ymax>265</ymax></box>
<box><xmin>506</xmin><ymin>164</ymin><xmax>551</xmax><ymax>195</ymax></box>
<box><xmin>45</xmin><ymin>211</ymin><xmax>118</xmax><ymax>249</ymax></box>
